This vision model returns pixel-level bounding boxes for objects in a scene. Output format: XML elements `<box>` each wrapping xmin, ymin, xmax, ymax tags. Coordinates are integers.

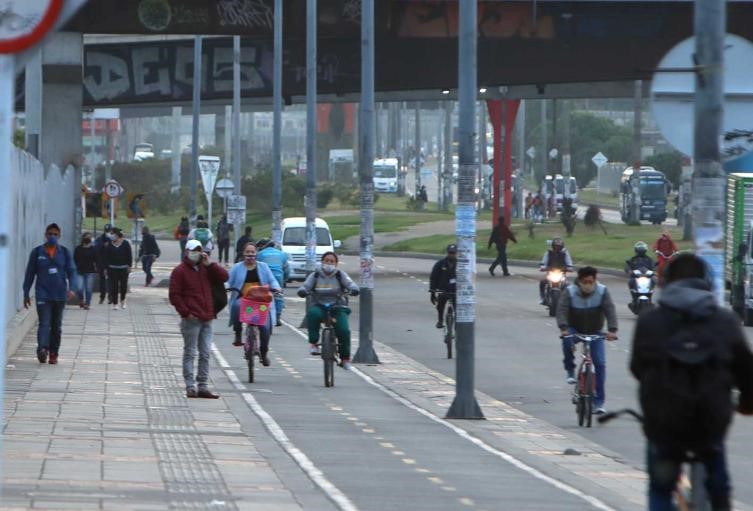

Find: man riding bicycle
<box><xmin>430</xmin><ymin>244</ymin><xmax>458</xmax><ymax>329</ymax></box>
<box><xmin>539</xmin><ymin>237</ymin><xmax>574</xmax><ymax>304</ymax></box>
<box><xmin>297</xmin><ymin>251</ymin><xmax>359</xmax><ymax>370</ymax></box>
<box><xmin>556</xmin><ymin>266</ymin><xmax>618</xmax><ymax>415</ymax></box>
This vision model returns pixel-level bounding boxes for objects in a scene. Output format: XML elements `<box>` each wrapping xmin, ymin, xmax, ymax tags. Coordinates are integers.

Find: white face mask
<box><xmin>187</xmin><ymin>251</ymin><xmax>202</xmax><ymax>263</ymax></box>
<box><xmin>579</xmin><ymin>282</ymin><xmax>596</xmax><ymax>295</ymax></box>
<box><xmin>321</xmin><ymin>264</ymin><xmax>336</xmax><ymax>274</ymax></box>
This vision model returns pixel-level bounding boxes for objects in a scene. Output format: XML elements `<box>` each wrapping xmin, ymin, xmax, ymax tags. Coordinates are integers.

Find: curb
<box><xmin>5</xmin><ymin>307</ymin><xmax>37</xmax><ymax>363</ymax></box>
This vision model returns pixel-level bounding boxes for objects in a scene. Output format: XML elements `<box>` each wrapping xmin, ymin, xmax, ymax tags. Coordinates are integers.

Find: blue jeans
<box><xmin>77</xmin><ymin>273</ymin><xmax>94</xmax><ymax>305</ymax></box>
<box><xmin>141</xmin><ymin>255</ymin><xmax>155</xmax><ymax>284</ymax></box>
<box><xmin>180</xmin><ymin>318</ymin><xmax>213</xmax><ymax>391</ymax></box>
<box><xmin>562</xmin><ymin>334</ymin><xmax>606</xmax><ymax>407</ymax></box>
<box><xmin>36</xmin><ymin>300</ymin><xmax>65</xmax><ymax>355</ymax></box>
<box><xmin>647</xmin><ymin>441</ymin><xmax>730</xmax><ymax>511</ymax></box>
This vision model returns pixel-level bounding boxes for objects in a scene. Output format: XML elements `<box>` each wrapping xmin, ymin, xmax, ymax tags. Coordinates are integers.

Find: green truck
<box><xmin>725</xmin><ymin>173</ymin><xmax>753</xmax><ymax>325</ymax></box>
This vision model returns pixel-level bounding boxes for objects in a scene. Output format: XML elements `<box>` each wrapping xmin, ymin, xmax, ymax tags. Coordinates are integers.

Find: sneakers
<box><xmin>197</xmin><ymin>389</ymin><xmax>220</xmax><ymax>399</ymax></box>
<box><xmin>309</xmin><ymin>344</ymin><xmax>321</xmax><ymax>356</ymax></box>
<box><xmin>276</xmin><ymin>319</ymin><xmax>283</xmax><ymax>327</ymax></box>
<box><xmin>261</xmin><ymin>354</ymin><xmax>270</xmax><ymax>367</ymax></box>
<box><xmin>503</xmin><ymin>272</ymin><xmax>512</xmax><ymax>277</ymax></box>
<box><xmin>488</xmin><ymin>267</ymin><xmax>495</xmax><ymax>277</ymax></box>
<box><xmin>112</xmin><ymin>304</ymin><xmax>118</xmax><ymax>310</ymax></box>
<box><xmin>37</xmin><ymin>348</ymin><xmax>48</xmax><ymax>364</ymax></box>
<box><xmin>566</xmin><ymin>371</ymin><xmax>576</xmax><ymax>385</ymax></box>
<box><xmin>594</xmin><ymin>407</ymin><xmax>607</xmax><ymax>416</ymax></box>
<box><xmin>120</xmin><ymin>300</ymin><xmax>127</xmax><ymax>310</ymax></box>
<box><xmin>186</xmin><ymin>387</ymin><xmax>198</xmax><ymax>398</ymax></box>
<box><xmin>48</xmin><ymin>354</ymin><xmax>58</xmax><ymax>365</ymax></box>
<box><xmin>232</xmin><ymin>331</ymin><xmax>243</xmax><ymax>347</ymax></box>
<box><xmin>99</xmin><ymin>296</ymin><xmax>105</xmax><ymax>305</ymax></box>
<box><xmin>341</xmin><ymin>359</ymin><xmax>352</xmax><ymax>371</ymax></box>
<box><xmin>539</xmin><ymin>297</ymin><xmax>546</xmax><ymax>305</ymax></box>
<box><xmin>435</xmin><ymin>321</ymin><xmax>444</xmax><ymax>329</ymax></box>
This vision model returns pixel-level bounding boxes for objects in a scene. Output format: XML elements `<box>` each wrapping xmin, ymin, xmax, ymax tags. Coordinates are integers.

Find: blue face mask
<box><xmin>46</xmin><ymin>235</ymin><xmax>58</xmax><ymax>245</ymax></box>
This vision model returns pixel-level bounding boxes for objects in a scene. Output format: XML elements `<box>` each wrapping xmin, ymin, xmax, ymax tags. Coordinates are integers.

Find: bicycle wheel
<box><xmin>444</xmin><ymin>306</ymin><xmax>454</xmax><ymax>359</ymax></box>
<box><xmin>584</xmin><ymin>371</ymin><xmax>594</xmax><ymax>427</ymax></box>
<box><xmin>246</xmin><ymin>326</ymin><xmax>255</xmax><ymax>383</ymax></box>
<box><xmin>322</xmin><ymin>328</ymin><xmax>335</xmax><ymax>388</ymax></box>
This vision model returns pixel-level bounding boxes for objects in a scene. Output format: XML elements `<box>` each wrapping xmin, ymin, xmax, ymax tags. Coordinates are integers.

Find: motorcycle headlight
<box><xmin>637</xmin><ymin>277</ymin><xmax>651</xmax><ymax>287</ymax></box>
<box><xmin>547</xmin><ymin>271</ymin><xmax>563</xmax><ymax>283</ymax></box>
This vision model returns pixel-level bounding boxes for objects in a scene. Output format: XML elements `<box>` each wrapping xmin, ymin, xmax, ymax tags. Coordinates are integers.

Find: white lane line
<box><xmin>210</xmin><ymin>344</ymin><xmax>359</xmax><ymax>511</ymax></box>
<box><xmin>282</xmin><ymin>323</ymin><xmax>617</xmax><ymax>511</ymax></box>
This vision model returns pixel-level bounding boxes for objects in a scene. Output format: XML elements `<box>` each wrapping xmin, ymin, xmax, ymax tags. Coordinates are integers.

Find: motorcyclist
<box><xmin>256</xmin><ymin>239</ymin><xmax>289</xmax><ymax>326</ymax></box>
<box><xmin>539</xmin><ymin>238</ymin><xmax>574</xmax><ymax>304</ymax></box>
<box><xmin>625</xmin><ymin>242</ymin><xmax>656</xmax><ymax>312</ymax></box>
<box><xmin>430</xmin><ymin>244</ymin><xmax>457</xmax><ymax>329</ymax></box>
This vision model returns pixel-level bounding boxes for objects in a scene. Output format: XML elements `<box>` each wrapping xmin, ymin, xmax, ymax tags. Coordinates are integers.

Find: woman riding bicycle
<box><xmin>227</xmin><ymin>242</ymin><xmax>282</xmax><ymax>367</ymax></box>
<box><xmin>297</xmin><ymin>252</ymin><xmax>359</xmax><ymax>370</ymax></box>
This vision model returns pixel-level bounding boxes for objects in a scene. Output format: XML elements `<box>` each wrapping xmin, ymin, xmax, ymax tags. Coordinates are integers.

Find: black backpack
<box><xmin>639</xmin><ymin>311</ymin><xmax>734</xmax><ymax>454</ymax></box>
<box><xmin>210</xmin><ymin>276</ymin><xmax>228</xmax><ymax>315</ymax></box>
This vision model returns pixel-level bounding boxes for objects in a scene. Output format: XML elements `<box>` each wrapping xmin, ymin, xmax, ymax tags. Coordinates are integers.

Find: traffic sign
<box><xmin>227</xmin><ymin>194</ymin><xmax>246</xmax><ymax>226</ymax></box>
<box><xmin>0</xmin><ymin>0</ymin><xmax>64</xmax><ymax>54</ymax></box>
<box><xmin>651</xmin><ymin>34</ymin><xmax>753</xmax><ymax>157</ymax></box>
<box><xmin>591</xmin><ymin>152</ymin><xmax>608</xmax><ymax>168</ymax></box>
<box><xmin>199</xmin><ymin>155</ymin><xmax>221</xmax><ymax>195</ymax></box>
<box><xmin>526</xmin><ymin>146</ymin><xmax>536</xmax><ymax>159</ymax></box>
<box><xmin>549</xmin><ymin>148</ymin><xmax>559</xmax><ymax>160</ymax></box>
<box><xmin>215</xmin><ymin>178</ymin><xmax>235</xmax><ymax>199</ymax></box>
<box><xmin>104</xmin><ymin>179</ymin><xmax>123</xmax><ymax>199</ymax></box>
<box><xmin>227</xmin><ymin>194</ymin><xmax>246</xmax><ymax>210</ymax></box>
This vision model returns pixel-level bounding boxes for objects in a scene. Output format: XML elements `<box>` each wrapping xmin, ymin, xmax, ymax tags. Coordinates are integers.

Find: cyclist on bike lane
<box><xmin>227</xmin><ymin>242</ymin><xmax>282</xmax><ymax>366</ymax></box>
<box><xmin>297</xmin><ymin>251</ymin><xmax>359</xmax><ymax>370</ymax></box>
<box><xmin>430</xmin><ymin>244</ymin><xmax>458</xmax><ymax>329</ymax></box>
<box><xmin>556</xmin><ymin>266</ymin><xmax>618</xmax><ymax>415</ymax></box>
<box><xmin>538</xmin><ymin>237</ymin><xmax>574</xmax><ymax>304</ymax></box>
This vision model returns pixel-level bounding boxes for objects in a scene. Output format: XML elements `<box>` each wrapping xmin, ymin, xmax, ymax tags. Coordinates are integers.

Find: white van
<box><xmin>281</xmin><ymin>217</ymin><xmax>341</xmax><ymax>281</ymax></box>
<box><xmin>373</xmin><ymin>158</ymin><xmax>399</xmax><ymax>193</ymax></box>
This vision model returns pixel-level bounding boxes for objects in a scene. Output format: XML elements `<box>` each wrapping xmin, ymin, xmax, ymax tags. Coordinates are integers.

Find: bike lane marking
<box><xmin>282</xmin><ymin>322</ymin><xmax>618</xmax><ymax>511</ymax></box>
<box><xmin>211</xmin><ymin>344</ymin><xmax>359</xmax><ymax>511</ymax></box>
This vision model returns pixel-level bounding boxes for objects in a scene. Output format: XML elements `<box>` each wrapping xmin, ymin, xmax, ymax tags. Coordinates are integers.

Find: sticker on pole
<box><xmin>0</xmin><ymin>0</ymin><xmax>64</xmax><ymax>54</ymax></box>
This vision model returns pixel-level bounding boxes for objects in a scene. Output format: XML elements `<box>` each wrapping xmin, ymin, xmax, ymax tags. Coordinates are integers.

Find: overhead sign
<box><xmin>651</xmin><ymin>34</ymin><xmax>753</xmax><ymax>157</ymax></box>
<box><xmin>198</xmin><ymin>155</ymin><xmax>221</xmax><ymax>196</ymax></box>
<box><xmin>215</xmin><ymin>178</ymin><xmax>235</xmax><ymax>199</ymax></box>
<box><xmin>104</xmin><ymin>179</ymin><xmax>123</xmax><ymax>199</ymax></box>
<box><xmin>591</xmin><ymin>152</ymin><xmax>608</xmax><ymax>168</ymax></box>
<box><xmin>0</xmin><ymin>0</ymin><xmax>63</xmax><ymax>54</ymax></box>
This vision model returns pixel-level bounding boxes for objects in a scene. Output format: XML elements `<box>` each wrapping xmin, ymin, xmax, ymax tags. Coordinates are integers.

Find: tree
<box><xmin>643</xmin><ymin>151</ymin><xmax>684</xmax><ymax>188</ymax></box>
<box><xmin>570</xmin><ymin>112</ymin><xmax>631</xmax><ymax>187</ymax></box>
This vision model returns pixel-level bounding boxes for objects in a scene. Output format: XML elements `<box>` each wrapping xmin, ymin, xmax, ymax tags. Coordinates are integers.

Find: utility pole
<box><xmin>540</xmin><ymin>100</ymin><xmax>547</xmax><ymax>181</ymax></box>
<box><xmin>414</xmin><ymin>105</ymin><xmax>421</xmax><ymax>194</ymax></box>
<box><xmin>171</xmin><ymin>106</ymin><xmax>181</xmax><ymax>193</ymax></box>
<box><xmin>518</xmin><ymin>99</ymin><xmax>526</xmax><ymax>180</ymax></box>
<box><xmin>446</xmin><ymin>1</ymin><xmax>483</xmax><ymax>420</ymax></box>
<box><xmin>477</xmin><ymin>101</ymin><xmax>486</xmax><ymax>209</ymax></box>
<box><xmin>305</xmin><ymin>0</ymin><xmax>318</xmax><ymax>275</ymax></box>
<box><xmin>437</xmin><ymin>111</ymin><xmax>443</xmax><ymax>210</ymax></box>
<box><xmin>189</xmin><ymin>36</ymin><xmax>202</xmax><ymax>224</ymax></box>
<box><xmin>232</xmin><ymin>36</ymin><xmax>242</xmax><ymax>248</ymax></box>
<box><xmin>272</xmin><ymin>0</ymin><xmax>283</xmax><ymax>245</ymax></box>
<box><xmin>550</xmin><ymin>99</ymin><xmax>558</xmax><ymax>176</ymax></box>
<box><xmin>562</xmin><ymin>100</ymin><xmax>571</xmax><ymax>199</ymax></box>
<box><xmin>353</xmin><ymin>0</ymin><xmax>379</xmax><ymax>365</ymax></box>
<box><xmin>693</xmin><ymin>0</ymin><xmax>725</xmax><ymax>304</ymax></box>
<box><xmin>443</xmin><ymin>101</ymin><xmax>453</xmax><ymax>209</ymax></box>
<box><xmin>630</xmin><ymin>80</ymin><xmax>642</xmax><ymax>225</ymax></box>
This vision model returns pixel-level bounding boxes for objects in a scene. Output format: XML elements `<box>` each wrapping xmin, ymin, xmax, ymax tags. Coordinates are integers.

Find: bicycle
<box><xmin>432</xmin><ymin>290</ymin><xmax>455</xmax><ymax>359</ymax></box>
<box><xmin>565</xmin><ymin>333</ymin><xmax>603</xmax><ymax>427</ymax></box>
<box><xmin>318</xmin><ymin>302</ymin><xmax>345</xmax><ymax>388</ymax></box>
<box><xmin>229</xmin><ymin>287</ymin><xmax>278</xmax><ymax>383</ymax></box>
<box><xmin>598</xmin><ymin>408</ymin><xmax>708</xmax><ymax>511</ymax></box>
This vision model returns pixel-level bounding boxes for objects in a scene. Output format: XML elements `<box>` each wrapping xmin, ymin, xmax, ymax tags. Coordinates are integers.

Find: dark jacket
<box><xmin>430</xmin><ymin>257</ymin><xmax>457</xmax><ymax>292</ymax></box>
<box><xmin>23</xmin><ymin>244</ymin><xmax>75</xmax><ymax>302</ymax></box>
<box><xmin>216</xmin><ymin>219</ymin><xmax>232</xmax><ymax>241</ymax></box>
<box><xmin>95</xmin><ymin>234</ymin><xmax>110</xmax><ymax>270</ymax></box>
<box><xmin>625</xmin><ymin>254</ymin><xmax>655</xmax><ymax>273</ymax></box>
<box><xmin>235</xmin><ymin>235</ymin><xmax>254</xmax><ymax>261</ymax></box>
<box><xmin>74</xmin><ymin>245</ymin><xmax>98</xmax><ymax>274</ymax></box>
<box><xmin>488</xmin><ymin>223</ymin><xmax>517</xmax><ymax>250</ymax></box>
<box><xmin>556</xmin><ymin>282</ymin><xmax>618</xmax><ymax>334</ymax></box>
<box><xmin>138</xmin><ymin>234</ymin><xmax>161</xmax><ymax>258</ymax></box>
<box><xmin>630</xmin><ymin>279</ymin><xmax>753</xmax><ymax>445</ymax></box>
<box><xmin>105</xmin><ymin>240</ymin><xmax>133</xmax><ymax>269</ymax></box>
<box><xmin>539</xmin><ymin>249</ymin><xmax>574</xmax><ymax>271</ymax></box>
<box><xmin>169</xmin><ymin>259</ymin><xmax>229</xmax><ymax>321</ymax></box>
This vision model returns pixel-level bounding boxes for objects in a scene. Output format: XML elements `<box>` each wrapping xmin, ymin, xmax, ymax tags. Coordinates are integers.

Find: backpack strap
<box><xmin>312</xmin><ymin>270</ymin><xmax>346</xmax><ymax>292</ymax></box>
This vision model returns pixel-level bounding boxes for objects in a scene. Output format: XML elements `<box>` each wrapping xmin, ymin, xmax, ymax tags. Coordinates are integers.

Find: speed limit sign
<box><xmin>104</xmin><ymin>180</ymin><xmax>124</xmax><ymax>199</ymax></box>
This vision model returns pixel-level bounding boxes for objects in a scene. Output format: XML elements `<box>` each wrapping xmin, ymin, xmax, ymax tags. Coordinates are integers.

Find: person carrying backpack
<box><xmin>630</xmin><ymin>253</ymin><xmax>753</xmax><ymax>511</ymax></box>
<box><xmin>174</xmin><ymin>216</ymin><xmax>190</xmax><ymax>252</ymax></box>
<box><xmin>189</xmin><ymin>219</ymin><xmax>214</xmax><ymax>255</ymax></box>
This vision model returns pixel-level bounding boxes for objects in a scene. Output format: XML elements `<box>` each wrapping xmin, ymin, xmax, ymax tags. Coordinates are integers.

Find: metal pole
<box><xmin>443</xmin><ymin>101</ymin><xmax>453</xmax><ymax>210</ymax></box>
<box><xmin>518</xmin><ymin>99</ymin><xmax>526</xmax><ymax>180</ymax></box>
<box><xmin>562</xmin><ymin>100</ymin><xmax>571</xmax><ymax>199</ymax></box>
<box><xmin>414</xmin><ymin>106</ymin><xmax>421</xmax><ymax>193</ymax></box>
<box><xmin>190</xmin><ymin>36</ymin><xmax>202</xmax><ymax>224</ymax></box>
<box><xmin>110</xmin><ymin>198</ymin><xmax>115</xmax><ymax>227</ymax></box>
<box><xmin>478</xmin><ymin>100</ymin><xmax>486</xmax><ymax>209</ymax></box>
<box><xmin>171</xmin><ymin>106</ymin><xmax>181</xmax><ymax>193</ymax></box>
<box><xmin>353</xmin><ymin>0</ymin><xmax>379</xmax><ymax>365</ymax></box>
<box><xmin>272</xmin><ymin>0</ymin><xmax>283</xmax><ymax>245</ymax></box>
<box><xmin>630</xmin><ymin>80</ymin><xmax>642</xmax><ymax>225</ymax></box>
<box><xmin>693</xmin><ymin>0</ymin><xmax>726</xmax><ymax>307</ymax></box>
<box><xmin>0</xmin><ymin>56</ymin><xmax>17</xmax><ymax>479</ymax></box>
<box><xmin>305</xmin><ymin>0</ymin><xmax>317</xmax><ymax>274</ymax></box>
<box><xmin>233</xmin><ymin>36</ymin><xmax>242</xmax><ymax>250</ymax></box>
<box><xmin>540</xmin><ymin>100</ymin><xmax>547</xmax><ymax>182</ymax></box>
<box><xmin>447</xmin><ymin>1</ymin><xmax>483</xmax><ymax>420</ymax></box>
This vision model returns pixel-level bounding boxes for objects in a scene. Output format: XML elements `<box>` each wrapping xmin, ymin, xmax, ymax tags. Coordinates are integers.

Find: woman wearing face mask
<box><xmin>297</xmin><ymin>252</ymin><xmax>359</xmax><ymax>370</ymax></box>
<box><xmin>74</xmin><ymin>232</ymin><xmax>97</xmax><ymax>309</ymax></box>
<box><xmin>227</xmin><ymin>242</ymin><xmax>282</xmax><ymax>366</ymax></box>
<box><xmin>104</xmin><ymin>228</ymin><xmax>133</xmax><ymax>310</ymax></box>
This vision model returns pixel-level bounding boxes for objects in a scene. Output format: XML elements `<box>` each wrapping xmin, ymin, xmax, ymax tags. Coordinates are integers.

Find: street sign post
<box><xmin>227</xmin><ymin>194</ymin><xmax>246</xmax><ymax>226</ymax></box>
<box><xmin>592</xmin><ymin>152</ymin><xmax>608</xmax><ymax>194</ymax></box>
<box><xmin>199</xmin><ymin>155</ymin><xmax>221</xmax><ymax>226</ymax></box>
<box><xmin>104</xmin><ymin>179</ymin><xmax>123</xmax><ymax>227</ymax></box>
<box><xmin>215</xmin><ymin>177</ymin><xmax>235</xmax><ymax>214</ymax></box>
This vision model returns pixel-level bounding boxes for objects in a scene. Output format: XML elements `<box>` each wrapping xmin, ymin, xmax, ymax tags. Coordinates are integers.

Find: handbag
<box><xmin>243</xmin><ymin>284</ymin><xmax>273</xmax><ymax>303</ymax></box>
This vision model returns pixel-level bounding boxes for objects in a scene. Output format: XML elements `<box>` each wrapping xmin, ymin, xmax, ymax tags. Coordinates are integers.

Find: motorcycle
<box><xmin>628</xmin><ymin>267</ymin><xmax>655</xmax><ymax>314</ymax></box>
<box><xmin>543</xmin><ymin>269</ymin><xmax>568</xmax><ymax>317</ymax></box>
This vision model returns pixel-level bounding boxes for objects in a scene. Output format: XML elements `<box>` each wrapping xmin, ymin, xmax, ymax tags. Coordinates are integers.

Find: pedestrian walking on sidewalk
<box><xmin>138</xmin><ymin>226</ymin><xmax>161</xmax><ymax>287</ymax></box>
<box><xmin>23</xmin><ymin>223</ymin><xmax>75</xmax><ymax>365</ymax></box>
<box><xmin>105</xmin><ymin>228</ymin><xmax>132</xmax><ymax>310</ymax></box>
<box><xmin>216</xmin><ymin>214</ymin><xmax>233</xmax><ymax>264</ymax></box>
<box><xmin>169</xmin><ymin>240</ymin><xmax>229</xmax><ymax>398</ymax></box>
<box><xmin>74</xmin><ymin>232</ymin><xmax>97</xmax><ymax>309</ymax></box>
<box><xmin>95</xmin><ymin>223</ymin><xmax>112</xmax><ymax>304</ymax></box>
<box><xmin>174</xmin><ymin>216</ymin><xmax>190</xmax><ymax>252</ymax></box>
<box><xmin>488</xmin><ymin>215</ymin><xmax>517</xmax><ymax>277</ymax></box>
<box><xmin>235</xmin><ymin>226</ymin><xmax>254</xmax><ymax>263</ymax></box>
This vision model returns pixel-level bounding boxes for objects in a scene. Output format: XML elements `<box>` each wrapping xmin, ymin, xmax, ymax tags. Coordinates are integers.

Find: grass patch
<box><xmin>384</xmin><ymin>221</ymin><xmax>692</xmax><ymax>270</ymax></box>
<box><xmin>323</xmin><ymin>212</ymin><xmax>454</xmax><ymax>242</ymax></box>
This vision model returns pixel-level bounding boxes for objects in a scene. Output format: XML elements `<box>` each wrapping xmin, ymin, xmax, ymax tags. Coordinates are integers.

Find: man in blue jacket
<box><xmin>256</xmin><ymin>239</ymin><xmax>289</xmax><ymax>326</ymax></box>
<box><xmin>23</xmin><ymin>223</ymin><xmax>76</xmax><ymax>365</ymax></box>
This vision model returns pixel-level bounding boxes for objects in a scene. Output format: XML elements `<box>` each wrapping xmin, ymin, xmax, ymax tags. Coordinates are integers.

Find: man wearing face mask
<box><xmin>23</xmin><ymin>223</ymin><xmax>76</xmax><ymax>364</ymax></box>
<box><xmin>429</xmin><ymin>244</ymin><xmax>458</xmax><ymax>329</ymax></box>
<box><xmin>556</xmin><ymin>266</ymin><xmax>618</xmax><ymax>415</ymax></box>
<box><xmin>169</xmin><ymin>240</ymin><xmax>229</xmax><ymax>398</ymax></box>
<box><xmin>539</xmin><ymin>237</ymin><xmax>574</xmax><ymax>305</ymax></box>
<box><xmin>94</xmin><ymin>224</ymin><xmax>112</xmax><ymax>304</ymax></box>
